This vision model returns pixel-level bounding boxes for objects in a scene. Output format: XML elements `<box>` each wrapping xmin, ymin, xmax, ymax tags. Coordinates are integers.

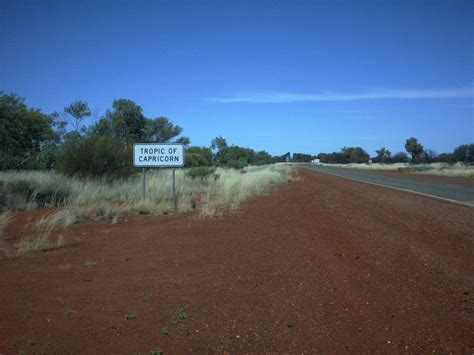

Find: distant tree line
<box><xmin>312</xmin><ymin>137</ymin><xmax>474</xmax><ymax>165</ymax></box>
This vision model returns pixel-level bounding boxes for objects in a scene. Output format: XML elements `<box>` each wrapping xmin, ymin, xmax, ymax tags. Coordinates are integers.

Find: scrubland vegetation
<box><xmin>0</xmin><ymin>165</ymin><xmax>294</xmax><ymax>253</ymax></box>
<box><xmin>0</xmin><ymin>165</ymin><xmax>293</xmax><ymax>213</ymax></box>
<box><xmin>0</xmin><ymin>91</ymin><xmax>297</xmax><ymax>254</ymax></box>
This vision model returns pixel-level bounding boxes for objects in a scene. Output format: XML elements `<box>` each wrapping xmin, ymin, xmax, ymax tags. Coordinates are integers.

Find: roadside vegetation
<box><xmin>0</xmin><ymin>165</ymin><xmax>294</xmax><ymax>253</ymax></box>
<box><xmin>0</xmin><ymin>165</ymin><xmax>293</xmax><ymax>213</ymax></box>
<box><xmin>0</xmin><ymin>91</ymin><xmax>296</xmax><ymax>254</ymax></box>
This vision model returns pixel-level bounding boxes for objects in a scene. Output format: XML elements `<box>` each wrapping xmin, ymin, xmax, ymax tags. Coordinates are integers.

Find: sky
<box><xmin>0</xmin><ymin>0</ymin><xmax>473</xmax><ymax>156</ymax></box>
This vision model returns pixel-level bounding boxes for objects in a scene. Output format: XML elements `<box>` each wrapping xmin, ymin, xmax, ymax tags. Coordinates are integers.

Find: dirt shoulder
<box><xmin>1</xmin><ymin>169</ymin><xmax>473</xmax><ymax>353</ymax></box>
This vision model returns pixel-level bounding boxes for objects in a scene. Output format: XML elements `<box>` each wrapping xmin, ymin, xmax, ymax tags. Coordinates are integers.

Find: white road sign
<box><xmin>133</xmin><ymin>143</ymin><xmax>185</xmax><ymax>167</ymax></box>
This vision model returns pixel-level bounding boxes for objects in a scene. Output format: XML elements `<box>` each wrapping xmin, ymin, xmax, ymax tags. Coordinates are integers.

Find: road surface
<box><xmin>301</xmin><ymin>164</ymin><xmax>474</xmax><ymax>206</ymax></box>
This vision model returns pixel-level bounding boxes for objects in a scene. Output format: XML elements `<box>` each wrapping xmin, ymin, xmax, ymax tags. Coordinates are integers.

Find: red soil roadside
<box><xmin>1</xmin><ymin>169</ymin><xmax>473</xmax><ymax>353</ymax></box>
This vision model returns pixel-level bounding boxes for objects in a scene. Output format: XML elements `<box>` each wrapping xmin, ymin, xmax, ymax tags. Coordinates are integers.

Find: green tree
<box><xmin>185</xmin><ymin>146</ymin><xmax>213</xmax><ymax>167</ymax></box>
<box><xmin>374</xmin><ymin>147</ymin><xmax>392</xmax><ymax>163</ymax></box>
<box><xmin>391</xmin><ymin>152</ymin><xmax>409</xmax><ymax>163</ymax></box>
<box><xmin>405</xmin><ymin>137</ymin><xmax>424</xmax><ymax>161</ymax></box>
<box><xmin>292</xmin><ymin>153</ymin><xmax>313</xmax><ymax>163</ymax></box>
<box><xmin>424</xmin><ymin>149</ymin><xmax>437</xmax><ymax>164</ymax></box>
<box><xmin>64</xmin><ymin>100</ymin><xmax>91</xmax><ymax>133</ymax></box>
<box><xmin>341</xmin><ymin>147</ymin><xmax>369</xmax><ymax>163</ymax></box>
<box><xmin>253</xmin><ymin>151</ymin><xmax>274</xmax><ymax>165</ymax></box>
<box><xmin>211</xmin><ymin>136</ymin><xmax>228</xmax><ymax>152</ymax></box>
<box><xmin>435</xmin><ymin>153</ymin><xmax>454</xmax><ymax>164</ymax></box>
<box><xmin>453</xmin><ymin>144</ymin><xmax>474</xmax><ymax>163</ymax></box>
<box><xmin>143</xmin><ymin>116</ymin><xmax>183</xmax><ymax>143</ymax></box>
<box><xmin>93</xmin><ymin>99</ymin><xmax>146</xmax><ymax>144</ymax></box>
<box><xmin>216</xmin><ymin>146</ymin><xmax>255</xmax><ymax>168</ymax></box>
<box><xmin>176</xmin><ymin>136</ymin><xmax>191</xmax><ymax>147</ymax></box>
<box><xmin>0</xmin><ymin>92</ymin><xmax>56</xmax><ymax>170</ymax></box>
<box><xmin>92</xmin><ymin>101</ymin><xmax>185</xmax><ymax>146</ymax></box>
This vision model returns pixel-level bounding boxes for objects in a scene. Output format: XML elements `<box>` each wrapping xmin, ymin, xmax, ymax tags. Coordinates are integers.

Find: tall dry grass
<box><xmin>0</xmin><ymin>210</ymin><xmax>11</xmax><ymax>238</ymax></box>
<box><xmin>0</xmin><ymin>164</ymin><xmax>294</xmax><ymax>232</ymax></box>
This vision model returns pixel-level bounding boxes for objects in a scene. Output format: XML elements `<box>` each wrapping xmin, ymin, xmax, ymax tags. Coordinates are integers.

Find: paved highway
<box><xmin>301</xmin><ymin>164</ymin><xmax>474</xmax><ymax>206</ymax></box>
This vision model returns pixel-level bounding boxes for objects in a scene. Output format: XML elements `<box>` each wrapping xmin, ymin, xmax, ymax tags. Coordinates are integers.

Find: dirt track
<box><xmin>1</xmin><ymin>169</ymin><xmax>473</xmax><ymax>353</ymax></box>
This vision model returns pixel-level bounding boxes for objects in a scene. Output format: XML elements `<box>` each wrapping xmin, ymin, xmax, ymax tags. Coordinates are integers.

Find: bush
<box><xmin>391</xmin><ymin>152</ymin><xmax>409</xmax><ymax>163</ymax></box>
<box><xmin>57</xmin><ymin>136</ymin><xmax>134</xmax><ymax>179</ymax></box>
<box><xmin>227</xmin><ymin>160</ymin><xmax>240</xmax><ymax>169</ymax></box>
<box><xmin>185</xmin><ymin>167</ymin><xmax>218</xmax><ymax>181</ymax></box>
<box><xmin>185</xmin><ymin>146</ymin><xmax>213</xmax><ymax>167</ymax></box>
<box><xmin>1</xmin><ymin>175</ymin><xmax>72</xmax><ymax>209</ymax></box>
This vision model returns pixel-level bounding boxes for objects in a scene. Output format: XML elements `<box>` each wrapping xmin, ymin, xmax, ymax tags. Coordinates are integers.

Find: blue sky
<box><xmin>1</xmin><ymin>0</ymin><xmax>473</xmax><ymax>156</ymax></box>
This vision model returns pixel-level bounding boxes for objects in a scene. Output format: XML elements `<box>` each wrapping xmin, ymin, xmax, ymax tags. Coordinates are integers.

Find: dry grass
<box><xmin>0</xmin><ymin>164</ymin><xmax>294</xmax><ymax>223</ymax></box>
<box><xmin>0</xmin><ymin>210</ymin><xmax>12</xmax><ymax>240</ymax></box>
<box><xmin>3</xmin><ymin>164</ymin><xmax>294</xmax><ymax>254</ymax></box>
<box><xmin>18</xmin><ymin>232</ymin><xmax>50</xmax><ymax>253</ymax></box>
<box><xmin>321</xmin><ymin>162</ymin><xmax>474</xmax><ymax>179</ymax></box>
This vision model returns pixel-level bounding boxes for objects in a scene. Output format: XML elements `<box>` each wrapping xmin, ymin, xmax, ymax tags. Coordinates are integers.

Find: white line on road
<box><xmin>301</xmin><ymin>166</ymin><xmax>474</xmax><ymax>208</ymax></box>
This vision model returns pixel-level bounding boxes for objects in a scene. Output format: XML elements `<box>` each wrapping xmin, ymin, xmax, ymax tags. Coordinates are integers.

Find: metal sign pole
<box><xmin>142</xmin><ymin>168</ymin><xmax>146</xmax><ymax>200</ymax></box>
<box><xmin>172</xmin><ymin>168</ymin><xmax>177</xmax><ymax>211</ymax></box>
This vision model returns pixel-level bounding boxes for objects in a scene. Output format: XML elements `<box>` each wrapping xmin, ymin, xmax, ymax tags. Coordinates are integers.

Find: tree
<box><xmin>341</xmin><ymin>146</ymin><xmax>369</xmax><ymax>163</ymax></box>
<box><xmin>0</xmin><ymin>92</ymin><xmax>56</xmax><ymax>170</ymax></box>
<box><xmin>91</xmin><ymin>100</ymin><xmax>185</xmax><ymax>146</ymax></box>
<box><xmin>176</xmin><ymin>136</ymin><xmax>191</xmax><ymax>147</ymax></box>
<box><xmin>93</xmin><ymin>99</ymin><xmax>146</xmax><ymax>144</ymax></box>
<box><xmin>405</xmin><ymin>137</ymin><xmax>424</xmax><ymax>161</ymax></box>
<box><xmin>253</xmin><ymin>151</ymin><xmax>274</xmax><ymax>165</ymax></box>
<box><xmin>318</xmin><ymin>152</ymin><xmax>344</xmax><ymax>164</ymax></box>
<box><xmin>374</xmin><ymin>147</ymin><xmax>391</xmax><ymax>163</ymax></box>
<box><xmin>435</xmin><ymin>153</ymin><xmax>454</xmax><ymax>164</ymax></box>
<box><xmin>64</xmin><ymin>100</ymin><xmax>91</xmax><ymax>133</ymax></box>
<box><xmin>185</xmin><ymin>146</ymin><xmax>213</xmax><ymax>167</ymax></box>
<box><xmin>292</xmin><ymin>153</ymin><xmax>313</xmax><ymax>163</ymax></box>
<box><xmin>211</xmin><ymin>136</ymin><xmax>228</xmax><ymax>152</ymax></box>
<box><xmin>216</xmin><ymin>146</ymin><xmax>255</xmax><ymax>168</ymax></box>
<box><xmin>391</xmin><ymin>152</ymin><xmax>409</xmax><ymax>163</ymax></box>
<box><xmin>143</xmin><ymin>116</ymin><xmax>183</xmax><ymax>143</ymax></box>
<box><xmin>453</xmin><ymin>144</ymin><xmax>474</xmax><ymax>163</ymax></box>
<box><xmin>424</xmin><ymin>149</ymin><xmax>437</xmax><ymax>164</ymax></box>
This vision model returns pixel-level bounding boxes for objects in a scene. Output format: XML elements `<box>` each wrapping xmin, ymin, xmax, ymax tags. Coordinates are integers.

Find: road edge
<box><xmin>299</xmin><ymin>165</ymin><xmax>474</xmax><ymax>208</ymax></box>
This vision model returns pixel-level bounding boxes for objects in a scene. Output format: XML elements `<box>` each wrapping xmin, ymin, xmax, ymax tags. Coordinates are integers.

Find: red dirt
<box><xmin>1</xmin><ymin>169</ymin><xmax>473</xmax><ymax>353</ymax></box>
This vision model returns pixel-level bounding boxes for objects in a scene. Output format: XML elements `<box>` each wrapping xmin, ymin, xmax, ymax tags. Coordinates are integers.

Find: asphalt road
<box><xmin>301</xmin><ymin>164</ymin><xmax>474</xmax><ymax>206</ymax></box>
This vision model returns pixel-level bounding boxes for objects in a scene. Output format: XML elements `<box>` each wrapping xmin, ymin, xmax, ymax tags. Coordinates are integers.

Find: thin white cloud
<box><xmin>209</xmin><ymin>86</ymin><xmax>474</xmax><ymax>103</ymax></box>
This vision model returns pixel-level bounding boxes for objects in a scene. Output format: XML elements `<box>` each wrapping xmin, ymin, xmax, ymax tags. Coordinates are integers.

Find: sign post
<box><xmin>142</xmin><ymin>168</ymin><xmax>146</xmax><ymax>200</ymax></box>
<box><xmin>133</xmin><ymin>143</ymin><xmax>185</xmax><ymax>211</ymax></box>
<box><xmin>172</xmin><ymin>168</ymin><xmax>177</xmax><ymax>211</ymax></box>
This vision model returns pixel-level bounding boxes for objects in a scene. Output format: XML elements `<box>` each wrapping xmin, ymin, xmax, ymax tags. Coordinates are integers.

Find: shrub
<box><xmin>185</xmin><ymin>167</ymin><xmax>218</xmax><ymax>181</ymax></box>
<box><xmin>2</xmin><ymin>175</ymin><xmax>71</xmax><ymax>209</ymax></box>
<box><xmin>57</xmin><ymin>136</ymin><xmax>134</xmax><ymax>179</ymax></box>
<box><xmin>184</xmin><ymin>146</ymin><xmax>213</xmax><ymax>167</ymax></box>
<box><xmin>227</xmin><ymin>160</ymin><xmax>240</xmax><ymax>169</ymax></box>
<box><xmin>0</xmin><ymin>210</ymin><xmax>12</xmax><ymax>240</ymax></box>
<box><xmin>18</xmin><ymin>233</ymin><xmax>50</xmax><ymax>253</ymax></box>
